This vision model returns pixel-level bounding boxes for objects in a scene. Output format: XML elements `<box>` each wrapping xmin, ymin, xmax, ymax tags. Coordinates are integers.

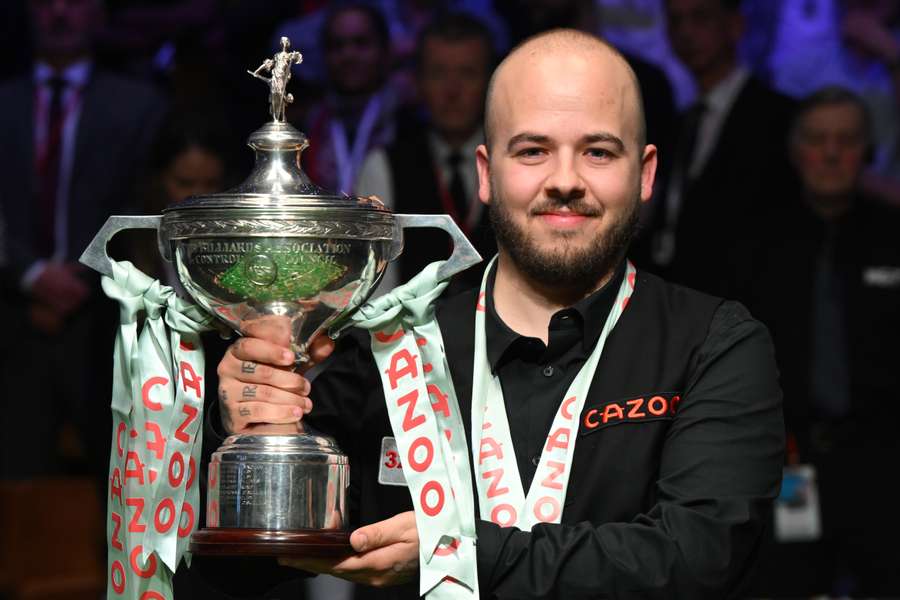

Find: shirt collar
<box><xmin>33</xmin><ymin>59</ymin><xmax>93</xmax><ymax>89</ymax></box>
<box><xmin>483</xmin><ymin>259</ymin><xmax>627</xmax><ymax>372</ymax></box>
<box><xmin>701</xmin><ymin>66</ymin><xmax>749</xmax><ymax>114</ymax></box>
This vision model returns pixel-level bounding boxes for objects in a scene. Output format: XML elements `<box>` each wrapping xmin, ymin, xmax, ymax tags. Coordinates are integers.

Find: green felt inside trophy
<box><xmin>215</xmin><ymin>244</ymin><xmax>349</xmax><ymax>301</ymax></box>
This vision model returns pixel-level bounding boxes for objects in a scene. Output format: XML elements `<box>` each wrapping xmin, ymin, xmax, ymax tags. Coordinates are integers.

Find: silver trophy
<box><xmin>80</xmin><ymin>39</ymin><xmax>480</xmax><ymax>557</ymax></box>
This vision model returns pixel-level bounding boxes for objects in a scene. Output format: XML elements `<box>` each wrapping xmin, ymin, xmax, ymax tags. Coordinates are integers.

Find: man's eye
<box><xmin>586</xmin><ymin>148</ymin><xmax>612</xmax><ymax>159</ymax></box>
<box><xmin>517</xmin><ymin>147</ymin><xmax>544</xmax><ymax>157</ymax></box>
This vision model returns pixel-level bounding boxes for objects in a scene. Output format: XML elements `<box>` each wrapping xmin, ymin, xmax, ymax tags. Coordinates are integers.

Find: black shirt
<box><xmin>485</xmin><ymin>262</ymin><xmax>624</xmax><ymax>492</ymax></box>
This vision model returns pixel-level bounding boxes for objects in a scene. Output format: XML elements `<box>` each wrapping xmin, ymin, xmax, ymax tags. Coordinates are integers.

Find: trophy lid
<box><xmin>165</xmin><ymin>120</ymin><xmax>389</xmax><ymax>214</ymax></box>
<box><xmin>163</xmin><ymin>36</ymin><xmax>389</xmax><ymax>217</ymax></box>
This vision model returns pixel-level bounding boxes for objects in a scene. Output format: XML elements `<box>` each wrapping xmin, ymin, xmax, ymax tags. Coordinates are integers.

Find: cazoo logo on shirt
<box><xmin>580</xmin><ymin>393</ymin><xmax>681</xmax><ymax>435</ymax></box>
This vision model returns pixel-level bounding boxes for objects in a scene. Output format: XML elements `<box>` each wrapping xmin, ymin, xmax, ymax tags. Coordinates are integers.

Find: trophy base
<box><xmin>189</xmin><ymin>528</ymin><xmax>353</xmax><ymax>557</ymax></box>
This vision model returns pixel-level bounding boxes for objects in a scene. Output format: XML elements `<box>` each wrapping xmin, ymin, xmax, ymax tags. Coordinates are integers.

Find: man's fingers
<box><xmin>351</xmin><ymin>511</ymin><xmax>417</xmax><ymax>552</ymax></box>
<box><xmin>309</xmin><ymin>336</ymin><xmax>336</xmax><ymax>364</ymax></box>
<box><xmin>220</xmin><ymin>383</ymin><xmax>311</xmax><ymax>410</ymax></box>
<box><xmin>226</xmin><ymin>360</ymin><xmax>309</xmax><ymax>395</ymax></box>
<box><xmin>228</xmin><ymin>401</ymin><xmax>303</xmax><ymax>430</ymax></box>
<box><xmin>227</xmin><ymin>337</ymin><xmax>295</xmax><ymax>367</ymax></box>
<box><xmin>241</xmin><ymin>315</ymin><xmax>293</xmax><ymax>347</ymax></box>
<box><xmin>280</xmin><ymin>548</ymin><xmax>413</xmax><ymax>584</ymax></box>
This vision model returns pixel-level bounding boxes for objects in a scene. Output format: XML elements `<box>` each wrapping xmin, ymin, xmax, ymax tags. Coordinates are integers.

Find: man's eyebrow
<box><xmin>582</xmin><ymin>132</ymin><xmax>626</xmax><ymax>153</ymax></box>
<box><xmin>505</xmin><ymin>132</ymin><xmax>628</xmax><ymax>153</ymax></box>
<box><xmin>506</xmin><ymin>132</ymin><xmax>551</xmax><ymax>152</ymax></box>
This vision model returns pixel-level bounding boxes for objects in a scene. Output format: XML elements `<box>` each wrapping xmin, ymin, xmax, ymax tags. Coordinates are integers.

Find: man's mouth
<box><xmin>534</xmin><ymin>210</ymin><xmax>596</xmax><ymax>228</ymax></box>
<box><xmin>532</xmin><ymin>202</ymin><xmax>601</xmax><ymax>227</ymax></box>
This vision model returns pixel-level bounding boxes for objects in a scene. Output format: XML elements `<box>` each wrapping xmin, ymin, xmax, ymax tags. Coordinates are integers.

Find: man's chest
<box><xmin>444</xmin><ymin>357</ymin><xmax>689</xmax><ymax>525</ymax></box>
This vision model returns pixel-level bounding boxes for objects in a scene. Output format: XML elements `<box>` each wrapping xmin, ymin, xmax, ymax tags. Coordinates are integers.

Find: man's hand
<box><xmin>216</xmin><ymin>315</ymin><xmax>334</xmax><ymax>434</ymax></box>
<box><xmin>30</xmin><ymin>262</ymin><xmax>90</xmax><ymax>315</ymax></box>
<box><xmin>279</xmin><ymin>511</ymin><xmax>419</xmax><ymax>588</ymax></box>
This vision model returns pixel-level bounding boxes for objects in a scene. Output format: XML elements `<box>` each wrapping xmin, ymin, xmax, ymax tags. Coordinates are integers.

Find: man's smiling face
<box><xmin>477</xmin><ymin>38</ymin><xmax>656</xmax><ymax>287</ymax></box>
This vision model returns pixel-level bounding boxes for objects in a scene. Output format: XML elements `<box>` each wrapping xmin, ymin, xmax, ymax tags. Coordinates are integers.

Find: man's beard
<box><xmin>488</xmin><ymin>188</ymin><xmax>640</xmax><ymax>291</ymax></box>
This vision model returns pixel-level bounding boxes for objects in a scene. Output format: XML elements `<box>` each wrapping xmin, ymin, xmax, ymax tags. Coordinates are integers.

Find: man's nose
<box><xmin>545</xmin><ymin>154</ymin><xmax>585</xmax><ymax>200</ymax></box>
<box><xmin>822</xmin><ymin>137</ymin><xmax>843</xmax><ymax>160</ymax></box>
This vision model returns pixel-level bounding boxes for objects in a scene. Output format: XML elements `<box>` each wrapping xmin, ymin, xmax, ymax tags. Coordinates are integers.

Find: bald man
<box><xmin>214</xmin><ymin>29</ymin><xmax>783</xmax><ymax>599</ymax></box>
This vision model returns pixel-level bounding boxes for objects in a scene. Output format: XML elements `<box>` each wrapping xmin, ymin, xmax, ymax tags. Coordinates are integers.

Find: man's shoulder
<box><xmin>736</xmin><ymin>76</ymin><xmax>796</xmax><ymax>119</ymax></box>
<box><xmin>385</xmin><ymin>117</ymin><xmax>433</xmax><ymax>161</ymax></box>
<box><xmin>0</xmin><ymin>76</ymin><xmax>31</xmax><ymax>122</ymax></box>
<box><xmin>0</xmin><ymin>75</ymin><xmax>29</xmax><ymax>99</ymax></box>
<box><xmin>855</xmin><ymin>195</ymin><xmax>900</xmax><ymax>227</ymax></box>
<box><xmin>634</xmin><ymin>269</ymin><xmax>763</xmax><ymax>344</ymax></box>
<box><xmin>88</xmin><ymin>69</ymin><xmax>166</xmax><ymax>111</ymax></box>
<box><xmin>634</xmin><ymin>268</ymin><xmax>723</xmax><ymax>315</ymax></box>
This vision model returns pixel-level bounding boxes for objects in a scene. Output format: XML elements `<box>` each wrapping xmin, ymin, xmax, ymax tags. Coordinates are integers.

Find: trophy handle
<box><xmin>392</xmin><ymin>214</ymin><xmax>482</xmax><ymax>280</ymax></box>
<box><xmin>79</xmin><ymin>215</ymin><xmax>164</xmax><ymax>278</ymax></box>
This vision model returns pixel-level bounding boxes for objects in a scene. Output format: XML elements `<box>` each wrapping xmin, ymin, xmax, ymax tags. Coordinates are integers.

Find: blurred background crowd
<box><xmin>0</xmin><ymin>0</ymin><xmax>899</xmax><ymax>598</ymax></box>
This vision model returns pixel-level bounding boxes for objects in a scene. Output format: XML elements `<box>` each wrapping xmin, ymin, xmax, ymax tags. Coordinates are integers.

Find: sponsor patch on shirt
<box><xmin>579</xmin><ymin>392</ymin><xmax>681</xmax><ymax>435</ymax></box>
<box><xmin>377</xmin><ymin>436</ymin><xmax>407</xmax><ymax>486</ymax></box>
<box><xmin>862</xmin><ymin>265</ymin><xmax>900</xmax><ymax>288</ymax></box>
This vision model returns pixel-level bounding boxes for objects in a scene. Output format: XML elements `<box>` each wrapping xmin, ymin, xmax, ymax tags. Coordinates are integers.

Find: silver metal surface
<box><xmin>79</xmin><ymin>37</ymin><xmax>483</xmax><ymax>538</ymax></box>
<box><xmin>80</xmin><ymin>215</ymin><xmax>164</xmax><ymax>278</ymax></box>
<box><xmin>209</xmin><ymin>432</ymin><xmax>349</xmax><ymax>530</ymax></box>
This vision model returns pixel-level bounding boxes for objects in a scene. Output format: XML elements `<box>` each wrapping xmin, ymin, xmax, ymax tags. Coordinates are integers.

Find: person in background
<box><xmin>0</xmin><ymin>0</ymin><xmax>166</xmax><ymax>480</ymax></box>
<box><xmin>128</xmin><ymin>108</ymin><xmax>232</xmax><ymax>294</ymax></box>
<box><xmin>647</xmin><ymin>0</ymin><xmax>795</xmax><ymax>294</ymax></box>
<box><xmin>759</xmin><ymin>0</ymin><xmax>900</xmax><ymax>207</ymax></box>
<box><xmin>729</xmin><ymin>87</ymin><xmax>900</xmax><ymax>598</ymax></box>
<box><xmin>303</xmin><ymin>3</ymin><xmax>398</xmax><ymax>194</ymax></box>
<box><xmin>356</xmin><ymin>13</ymin><xmax>496</xmax><ymax>293</ymax></box>
<box><xmin>593</xmin><ymin>0</ymin><xmax>697</xmax><ymax>108</ymax></box>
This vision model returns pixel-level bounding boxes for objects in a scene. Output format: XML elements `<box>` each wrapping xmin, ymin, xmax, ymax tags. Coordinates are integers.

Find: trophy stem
<box><xmin>293</xmin><ymin>347</ymin><xmax>311</xmax><ymax>366</ymax></box>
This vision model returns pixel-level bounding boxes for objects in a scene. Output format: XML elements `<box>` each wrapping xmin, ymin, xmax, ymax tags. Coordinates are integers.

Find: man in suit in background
<box><xmin>0</xmin><ymin>0</ymin><xmax>165</xmax><ymax>479</ymax></box>
<box><xmin>731</xmin><ymin>87</ymin><xmax>900</xmax><ymax>597</ymax></box>
<box><xmin>356</xmin><ymin>13</ymin><xmax>496</xmax><ymax>292</ymax></box>
<box><xmin>650</xmin><ymin>0</ymin><xmax>796</xmax><ymax>294</ymax></box>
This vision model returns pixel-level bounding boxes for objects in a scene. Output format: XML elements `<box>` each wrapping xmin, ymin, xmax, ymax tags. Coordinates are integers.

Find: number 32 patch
<box><xmin>378</xmin><ymin>436</ymin><xmax>408</xmax><ymax>486</ymax></box>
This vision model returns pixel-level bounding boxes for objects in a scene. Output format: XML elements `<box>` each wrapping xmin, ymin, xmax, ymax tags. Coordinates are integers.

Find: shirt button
<box><xmin>542</xmin><ymin>365</ymin><xmax>554</xmax><ymax>377</ymax></box>
<box><xmin>532</xmin><ymin>456</ymin><xmax>540</xmax><ymax>466</ymax></box>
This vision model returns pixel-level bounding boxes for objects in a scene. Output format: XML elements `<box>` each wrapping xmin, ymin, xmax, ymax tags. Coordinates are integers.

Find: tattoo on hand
<box><xmin>218</xmin><ymin>388</ymin><xmax>227</xmax><ymax>403</ymax></box>
<box><xmin>242</xmin><ymin>385</ymin><xmax>257</xmax><ymax>399</ymax></box>
<box><xmin>241</xmin><ymin>361</ymin><xmax>256</xmax><ymax>374</ymax></box>
<box><xmin>238</xmin><ymin>407</ymin><xmax>251</xmax><ymax>417</ymax></box>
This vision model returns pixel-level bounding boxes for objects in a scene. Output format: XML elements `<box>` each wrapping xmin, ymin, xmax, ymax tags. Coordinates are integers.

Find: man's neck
<box><xmin>696</xmin><ymin>58</ymin><xmax>738</xmax><ymax>95</ymax></box>
<box><xmin>491</xmin><ymin>253</ymin><xmax>615</xmax><ymax>343</ymax></box>
<box><xmin>804</xmin><ymin>190</ymin><xmax>854</xmax><ymax>221</ymax></box>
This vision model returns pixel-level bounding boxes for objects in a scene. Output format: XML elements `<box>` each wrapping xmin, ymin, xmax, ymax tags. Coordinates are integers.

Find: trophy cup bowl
<box><xmin>81</xmin><ymin>115</ymin><xmax>480</xmax><ymax>556</ymax></box>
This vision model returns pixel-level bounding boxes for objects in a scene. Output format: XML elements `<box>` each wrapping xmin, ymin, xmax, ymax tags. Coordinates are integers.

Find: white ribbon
<box><xmin>330</xmin><ymin>93</ymin><xmax>383</xmax><ymax>193</ymax></box>
<box><xmin>352</xmin><ymin>262</ymin><xmax>479</xmax><ymax>598</ymax></box>
<box><xmin>102</xmin><ymin>260</ymin><xmax>214</xmax><ymax>599</ymax></box>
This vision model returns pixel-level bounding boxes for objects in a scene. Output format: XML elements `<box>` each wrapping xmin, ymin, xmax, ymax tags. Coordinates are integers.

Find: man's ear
<box><xmin>476</xmin><ymin>144</ymin><xmax>491</xmax><ymax>206</ymax></box>
<box><xmin>640</xmin><ymin>144</ymin><xmax>658</xmax><ymax>203</ymax></box>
